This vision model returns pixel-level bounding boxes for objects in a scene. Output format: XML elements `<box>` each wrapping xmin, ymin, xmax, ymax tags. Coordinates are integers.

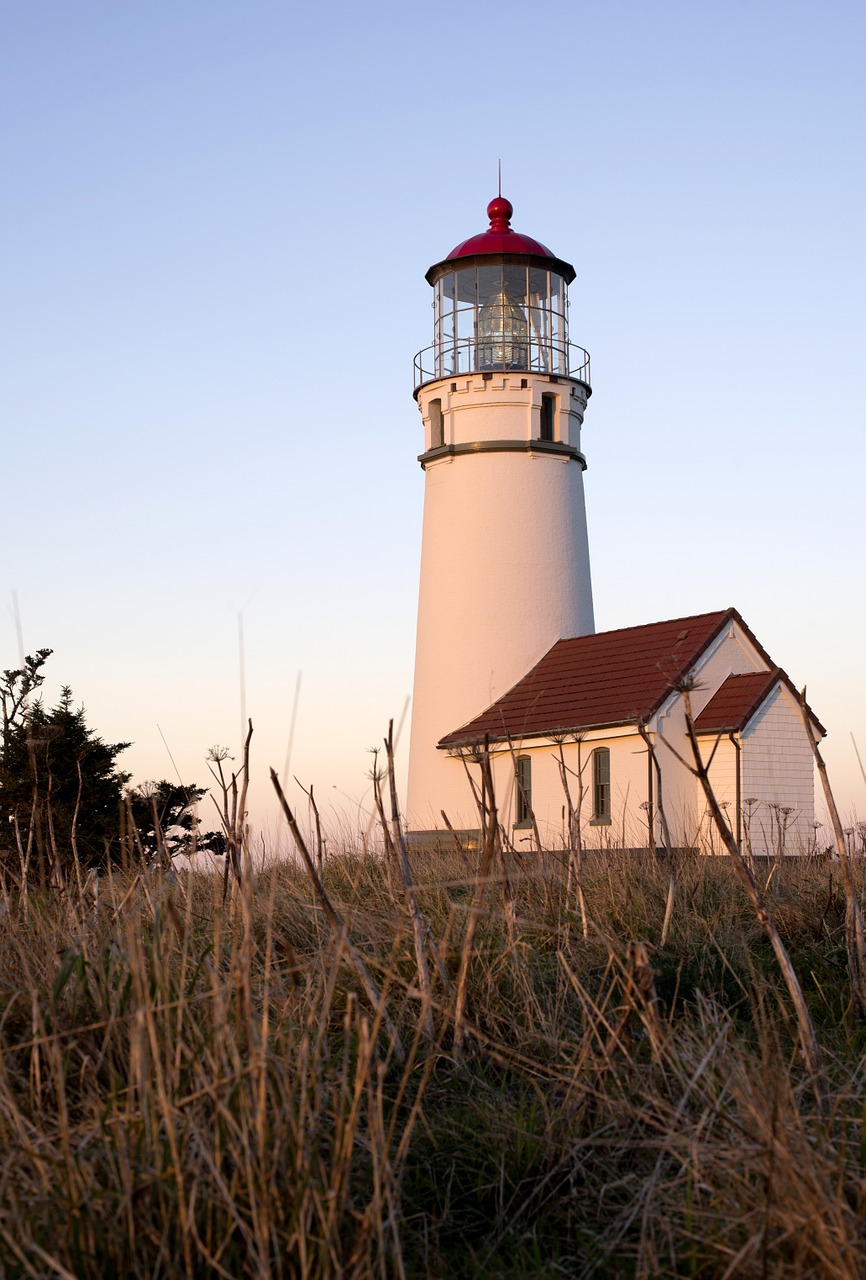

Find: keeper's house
<box><xmin>436</xmin><ymin>608</ymin><xmax>824</xmax><ymax>856</ymax></box>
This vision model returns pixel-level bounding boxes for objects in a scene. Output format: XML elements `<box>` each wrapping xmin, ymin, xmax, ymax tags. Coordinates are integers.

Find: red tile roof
<box><xmin>693</xmin><ymin>670</ymin><xmax>780</xmax><ymax>733</ymax></box>
<box><xmin>438</xmin><ymin>609</ymin><xmax>737</xmax><ymax>747</ymax></box>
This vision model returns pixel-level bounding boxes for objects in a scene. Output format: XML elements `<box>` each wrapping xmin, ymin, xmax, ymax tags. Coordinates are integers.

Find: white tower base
<box><xmin>407</xmin><ymin>370</ymin><xmax>594</xmax><ymax>832</ymax></box>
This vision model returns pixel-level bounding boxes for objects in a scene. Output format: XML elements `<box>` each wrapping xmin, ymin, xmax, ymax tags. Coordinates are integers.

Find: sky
<box><xmin>2</xmin><ymin>0</ymin><xmax>865</xmax><ymax>845</ymax></box>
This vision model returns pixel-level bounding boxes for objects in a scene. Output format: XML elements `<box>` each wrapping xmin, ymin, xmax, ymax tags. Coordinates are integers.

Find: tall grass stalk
<box><xmin>656</xmin><ymin>688</ymin><xmax>824</xmax><ymax>1092</ymax></box>
<box><xmin>800</xmin><ymin>686</ymin><xmax>866</xmax><ymax>1020</ymax></box>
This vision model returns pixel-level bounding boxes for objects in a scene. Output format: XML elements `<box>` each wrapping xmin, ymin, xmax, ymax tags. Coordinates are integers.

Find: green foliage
<box><xmin>0</xmin><ymin>683</ymin><xmax>130</xmax><ymax>871</ymax></box>
<box><xmin>126</xmin><ymin>779</ymin><xmax>227</xmax><ymax>860</ymax></box>
<box><xmin>0</xmin><ymin>647</ymin><xmax>52</xmax><ymax>736</ymax></box>
<box><xmin>0</xmin><ymin>649</ymin><xmax>223</xmax><ymax>877</ymax></box>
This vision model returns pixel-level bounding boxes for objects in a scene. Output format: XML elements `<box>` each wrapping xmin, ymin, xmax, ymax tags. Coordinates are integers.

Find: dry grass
<box><xmin>1</xmin><ymin>841</ymin><xmax>866</xmax><ymax>1278</ymax></box>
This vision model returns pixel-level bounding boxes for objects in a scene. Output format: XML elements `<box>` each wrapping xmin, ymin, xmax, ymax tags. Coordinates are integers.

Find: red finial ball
<box><xmin>487</xmin><ymin>195</ymin><xmax>513</xmax><ymax>229</ymax></box>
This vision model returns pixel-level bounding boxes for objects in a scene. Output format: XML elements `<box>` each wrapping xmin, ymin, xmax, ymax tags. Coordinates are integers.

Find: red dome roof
<box><xmin>446</xmin><ymin>195</ymin><xmax>556</xmax><ymax>261</ymax></box>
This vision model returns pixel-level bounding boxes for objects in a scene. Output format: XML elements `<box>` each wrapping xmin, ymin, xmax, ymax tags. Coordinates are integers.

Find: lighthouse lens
<box><xmin>477</xmin><ymin>265</ymin><xmax>528</xmax><ymax>371</ymax></box>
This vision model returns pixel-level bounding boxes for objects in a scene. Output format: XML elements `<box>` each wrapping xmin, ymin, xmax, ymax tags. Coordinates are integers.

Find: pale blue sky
<box><xmin>2</xmin><ymin>1</ymin><xmax>865</xmax><ymax>836</ymax></box>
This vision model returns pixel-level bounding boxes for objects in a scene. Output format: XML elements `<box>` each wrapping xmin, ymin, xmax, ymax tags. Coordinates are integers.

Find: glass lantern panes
<box><xmin>432</xmin><ymin>261</ymin><xmax>570</xmax><ymax>377</ymax></box>
<box><xmin>435</xmin><ymin>274</ymin><xmax>455</xmax><ymax>378</ymax></box>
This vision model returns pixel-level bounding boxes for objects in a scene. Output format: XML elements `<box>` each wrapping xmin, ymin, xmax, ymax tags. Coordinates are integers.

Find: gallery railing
<box><xmin>414</xmin><ymin>338</ymin><xmax>591</xmax><ymax>392</ymax></box>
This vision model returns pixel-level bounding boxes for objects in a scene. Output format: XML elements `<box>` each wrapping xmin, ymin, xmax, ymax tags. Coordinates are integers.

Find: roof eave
<box><xmin>438</xmin><ymin>715</ymin><xmax>646</xmax><ymax>751</ymax></box>
<box><xmin>425</xmin><ymin>251</ymin><xmax>577</xmax><ymax>287</ymax></box>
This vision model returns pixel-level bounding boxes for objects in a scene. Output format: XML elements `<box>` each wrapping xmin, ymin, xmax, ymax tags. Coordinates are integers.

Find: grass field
<box><xmin>2</xmin><ymin>829</ymin><xmax>866</xmax><ymax>1278</ymax></box>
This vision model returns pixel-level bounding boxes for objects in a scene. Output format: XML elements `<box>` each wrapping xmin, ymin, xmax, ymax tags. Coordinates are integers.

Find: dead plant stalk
<box><xmin>384</xmin><ymin>720</ymin><xmax>434</xmax><ymax>1043</ymax></box>
<box><xmin>799</xmin><ymin>687</ymin><xmax>866</xmax><ymax>1020</ymax></box>
<box><xmin>663</xmin><ymin>688</ymin><xmax>823</xmax><ymax>1088</ymax></box>
<box><xmin>637</xmin><ymin>723</ymin><xmax>676</xmax><ymax>947</ymax></box>
<box><xmin>453</xmin><ymin>740</ymin><xmax>499</xmax><ymax>1054</ymax></box>
<box><xmin>270</xmin><ymin>767</ymin><xmax>405</xmax><ymax>1063</ymax></box>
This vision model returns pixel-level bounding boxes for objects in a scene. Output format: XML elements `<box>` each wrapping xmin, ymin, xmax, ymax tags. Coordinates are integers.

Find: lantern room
<box><xmin>413</xmin><ymin>195</ymin><xmax>590</xmax><ymax>391</ymax></box>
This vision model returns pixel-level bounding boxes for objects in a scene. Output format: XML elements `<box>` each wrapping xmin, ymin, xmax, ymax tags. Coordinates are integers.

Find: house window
<box><xmin>429</xmin><ymin>398</ymin><xmax>444</xmax><ymax>448</ymax></box>
<box><xmin>540</xmin><ymin>394</ymin><xmax>556</xmax><ymax>441</ymax></box>
<box><xmin>515</xmin><ymin>755</ymin><xmax>532</xmax><ymax>826</ymax></box>
<box><xmin>591</xmin><ymin>748</ymin><xmax>611</xmax><ymax>824</ymax></box>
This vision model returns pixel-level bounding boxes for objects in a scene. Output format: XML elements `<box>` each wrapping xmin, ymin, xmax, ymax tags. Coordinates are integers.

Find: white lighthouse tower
<box><xmin>407</xmin><ymin>194</ymin><xmax>595</xmax><ymax>834</ymax></box>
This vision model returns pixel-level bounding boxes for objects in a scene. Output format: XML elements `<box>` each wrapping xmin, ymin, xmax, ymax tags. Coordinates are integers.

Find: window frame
<box><xmin>590</xmin><ymin>747</ymin><xmax>611</xmax><ymax>825</ymax></box>
<box><xmin>515</xmin><ymin>754</ymin><xmax>532</xmax><ymax>828</ymax></box>
<box><xmin>540</xmin><ymin>393</ymin><xmax>556</xmax><ymax>442</ymax></box>
<box><xmin>429</xmin><ymin>398</ymin><xmax>444</xmax><ymax>448</ymax></box>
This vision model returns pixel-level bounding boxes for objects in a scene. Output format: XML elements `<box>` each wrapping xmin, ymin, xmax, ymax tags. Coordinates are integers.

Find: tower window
<box><xmin>515</xmin><ymin>755</ymin><xmax>532</xmax><ymax>826</ymax></box>
<box><xmin>591</xmin><ymin>748</ymin><xmax>611</xmax><ymax>824</ymax></box>
<box><xmin>429</xmin><ymin>399</ymin><xmax>444</xmax><ymax>448</ymax></box>
<box><xmin>540</xmin><ymin>394</ymin><xmax>556</xmax><ymax>441</ymax></box>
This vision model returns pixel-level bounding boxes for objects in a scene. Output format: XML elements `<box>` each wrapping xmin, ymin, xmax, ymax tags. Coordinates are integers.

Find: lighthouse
<box><xmin>407</xmin><ymin>195</ymin><xmax>595</xmax><ymax>834</ymax></box>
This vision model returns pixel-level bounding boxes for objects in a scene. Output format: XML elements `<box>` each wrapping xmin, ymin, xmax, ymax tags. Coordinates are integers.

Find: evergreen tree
<box><xmin>1</xmin><ymin>650</ymin><xmax>224</xmax><ymax>879</ymax></box>
<box><xmin>1</xmin><ymin>685</ymin><xmax>130</xmax><ymax>874</ymax></box>
<box><xmin>126</xmin><ymin>779</ymin><xmax>226</xmax><ymax>860</ymax></box>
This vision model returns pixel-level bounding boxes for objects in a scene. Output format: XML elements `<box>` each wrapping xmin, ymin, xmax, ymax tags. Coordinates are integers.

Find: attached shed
<box><xmin>437</xmin><ymin>608</ymin><xmax>823</xmax><ymax>855</ymax></box>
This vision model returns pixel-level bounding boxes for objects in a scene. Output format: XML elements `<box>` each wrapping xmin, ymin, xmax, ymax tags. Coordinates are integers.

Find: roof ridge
<box><xmin>557</xmin><ymin>607</ymin><xmax>734</xmax><ymax>645</ymax></box>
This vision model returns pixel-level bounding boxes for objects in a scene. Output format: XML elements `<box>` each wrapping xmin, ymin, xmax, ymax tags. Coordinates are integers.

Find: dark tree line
<box><xmin>0</xmin><ymin>649</ymin><xmax>224</xmax><ymax>881</ymax></box>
